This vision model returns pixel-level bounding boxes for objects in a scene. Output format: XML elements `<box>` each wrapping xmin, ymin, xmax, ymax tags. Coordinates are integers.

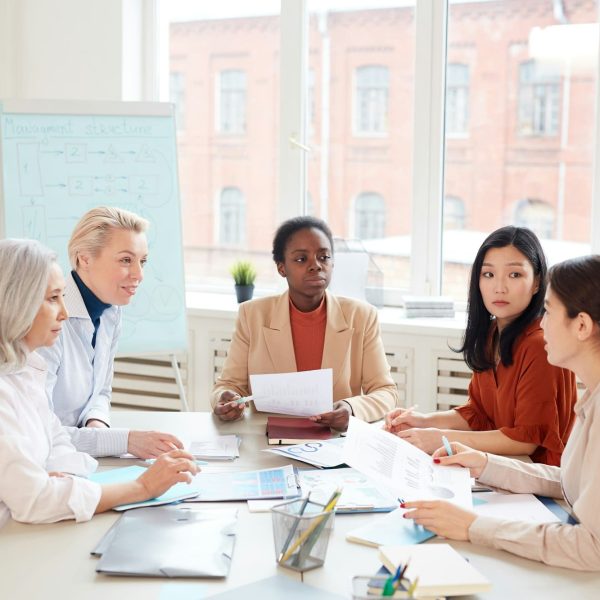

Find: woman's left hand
<box><xmin>401</xmin><ymin>500</ymin><xmax>477</xmax><ymax>540</ymax></box>
<box><xmin>310</xmin><ymin>401</ymin><xmax>352</xmax><ymax>431</ymax></box>
<box><xmin>396</xmin><ymin>427</ymin><xmax>445</xmax><ymax>453</ymax></box>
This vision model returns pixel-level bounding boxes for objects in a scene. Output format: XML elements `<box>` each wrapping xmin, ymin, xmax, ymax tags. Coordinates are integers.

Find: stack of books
<box><xmin>401</xmin><ymin>295</ymin><xmax>455</xmax><ymax>318</ymax></box>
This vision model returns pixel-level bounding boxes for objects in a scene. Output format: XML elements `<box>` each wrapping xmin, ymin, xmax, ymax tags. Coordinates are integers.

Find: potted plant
<box><xmin>230</xmin><ymin>260</ymin><xmax>257</xmax><ymax>303</ymax></box>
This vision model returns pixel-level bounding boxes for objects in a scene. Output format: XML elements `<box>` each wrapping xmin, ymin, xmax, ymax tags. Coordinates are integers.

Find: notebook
<box><xmin>267</xmin><ymin>416</ymin><xmax>333</xmax><ymax>445</ymax></box>
<box><xmin>95</xmin><ymin>505</ymin><xmax>238</xmax><ymax>578</ymax></box>
<box><xmin>346</xmin><ymin>508</ymin><xmax>435</xmax><ymax>547</ymax></box>
<box><xmin>378</xmin><ymin>544</ymin><xmax>491</xmax><ymax>597</ymax></box>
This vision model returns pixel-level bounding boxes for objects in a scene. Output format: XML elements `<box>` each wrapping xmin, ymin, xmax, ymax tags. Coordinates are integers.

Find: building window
<box><xmin>308</xmin><ymin>68</ymin><xmax>316</xmax><ymax>137</ymax></box>
<box><xmin>219</xmin><ymin>187</ymin><xmax>246</xmax><ymax>245</ymax></box>
<box><xmin>354</xmin><ymin>65</ymin><xmax>389</xmax><ymax>135</ymax></box>
<box><xmin>446</xmin><ymin>64</ymin><xmax>469</xmax><ymax>136</ymax></box>
<box><xmin>514</xmin><ymin>198</ymin><xmax>555</xmax><ymax>239</ymax></box>
<box><xmin>218</xmin><ymin>69</ymin><xmax>246</xmax><ymax>134</ymax></box>
<box><xmin>170</xmin><ymin>72</ymin><xmax>185</xmax><ymax>131</ymax></box>
<box><xmin>306</xmin><ymin>192</ymin><xmax>315</xmax><ymax>216</ymax></box>
<box><xmin>354</xmin><ymin>192</ymin><xmax>386</xmax><ymax>239</ymax></box>
<box><xmin>518</xmin><ymin>60</ymin><xmax>560</xmax><ymax>136</ymax></box>
<box><xmin>443</xmin><ymin>196</ymin><xmax>466</xmax><ymax>230</ymax></box>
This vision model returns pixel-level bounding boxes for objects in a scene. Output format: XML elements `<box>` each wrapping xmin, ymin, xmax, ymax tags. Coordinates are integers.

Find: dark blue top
<box><xmin>71</xmin><ymin>270</ymin><xmax>112</xmax><ymax>348</ymax></box>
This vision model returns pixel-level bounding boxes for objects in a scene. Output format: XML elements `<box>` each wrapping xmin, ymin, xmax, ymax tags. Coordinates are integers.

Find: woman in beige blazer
<box><xmin>211</xmin><ymin>216</ymin><xmax>398</xmax><ymax>430</ymax></box>
<box><xmin>402</xmin><ymin>255</ymin><xmax>600</xmax><ymax>571</ymax></box>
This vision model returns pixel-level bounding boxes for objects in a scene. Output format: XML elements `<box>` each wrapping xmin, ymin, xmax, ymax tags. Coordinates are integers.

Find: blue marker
<box><xmin>233</xmin><ymin>395</ymin><xmax>254</xmax><ymax>405</ymax></box>
<box><xmin>441</xmin><ymin>435</ymin><xmax>453</xmax><ymax>456</ymax></box>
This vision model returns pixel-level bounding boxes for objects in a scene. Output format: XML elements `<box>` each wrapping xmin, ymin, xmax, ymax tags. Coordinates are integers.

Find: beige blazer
<box><xmin>210</xmin><ymin>291</ymin><xmax>398</xmax><ymax>421</ymax></box>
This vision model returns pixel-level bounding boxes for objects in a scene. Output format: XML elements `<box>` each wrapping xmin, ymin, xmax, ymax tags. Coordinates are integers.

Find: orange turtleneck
<box><xmin>289</xmin><ymin>296</ymin><xmax>327</xmax><ymax>372</ymax></box>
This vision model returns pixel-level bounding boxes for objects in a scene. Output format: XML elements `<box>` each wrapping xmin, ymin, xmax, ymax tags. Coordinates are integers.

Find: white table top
<box><xmin>1</xmin><ymin>411</ymin><xmax>599</xmax><ymax>599</ymax></box>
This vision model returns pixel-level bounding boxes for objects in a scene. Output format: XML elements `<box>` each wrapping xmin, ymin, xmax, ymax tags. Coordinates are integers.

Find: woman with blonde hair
<box><xmin>0</xmin><ymin>239</ymin><xmax>197</xmax><ymax>526</ymax></box>
<box><xmin>38</xmin><ymin>206</ymin><xmax>183</xmax><ymax>458</ymax></box>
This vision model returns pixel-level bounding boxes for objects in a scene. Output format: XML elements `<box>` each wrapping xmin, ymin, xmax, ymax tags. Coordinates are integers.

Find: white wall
<box><xmin>0</xmin><ymin>0</ymin><xmax>152</xmax><ymax>101</ymax></box>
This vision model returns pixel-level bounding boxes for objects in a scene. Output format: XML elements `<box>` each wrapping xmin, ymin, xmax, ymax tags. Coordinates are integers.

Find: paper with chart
<box><xmin>249</xmin><ymin>369</ymin><xmax>333</xmax><ymax>416</ymax></box>
<box><xmin>343</xmin><ymin>417</ymin><xmax>472</xmax><ymax>508</ymax></box>
<box><xmin>264</xmin><ymin>437</ymin><xmax>346</xmax><ymax>468</ymax></box>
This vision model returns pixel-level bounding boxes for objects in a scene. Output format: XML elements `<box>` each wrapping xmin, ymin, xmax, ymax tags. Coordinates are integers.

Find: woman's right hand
<box><xmin>214</xmin><ymin>391</ymin><xmax>247</xmax><ymax>421</ymax></box>
<box><xmin>432</xmin><ymin>441</ymin><xmax>488</xmax><ymax>478</ymax></box>
<box><xmin>383</xmin><ymin>407</ymin><xmax>426</xmax><ymax>434</ymax></box>
<box><xmin>137</xmin><ymin>449</ymin><xmax>199</xmax><ymax>499</ymax></box>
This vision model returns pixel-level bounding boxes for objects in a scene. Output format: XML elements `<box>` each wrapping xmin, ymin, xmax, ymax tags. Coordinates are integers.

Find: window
<box><xmin>443</xmin><ymin>196</ymin><xmax>466</xmax><ymax>230</ymax></box>
<box><xmin>308</xmin><ymin>68</ymin><xmax>316</xmax><ymax>137</ymax></box>
<box><xmin>354</xmin><ymin>193</ymin><xmax>386</xmax><ymax>240</ymax></box>
<box><xmin>514</xmin><ymin>198</ymin><xmax>555</xmax><ymax>240</ymax></box>
<box><xmin>442</xmin><ymin>3</ymin><xmax>595</xmax><ymax>302</ymax></box>
<box><xmin>445</xmin><ymin>63</ymin><xmax>469</xmax><ymax>136</ymax></box>
<box><xmin>219</xmin><ymin>187</ymin><xmax>246</xmax><ymax>245</ymax></box>
<box><xmin>354</xmin><ymin>65</ymin><xmax>389</xmax><ymax>135</ymax></box>
<box><xmin>518</xmin><ymin>60</ymin><xmax>560</xmax><ymax>136</ymax></box>
<box><xmin>218</xmin><ymin>69</ymin><xmax>247</xmax><ymax>134</ymax></box>
<box><xmin>169</xmin><ymin>71</ymin><xmax>185</xmax><ymax>131</ymax></box>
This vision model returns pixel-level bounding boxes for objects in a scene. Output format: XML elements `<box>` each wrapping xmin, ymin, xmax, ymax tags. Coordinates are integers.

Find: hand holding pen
<box><xmin>432</xmin><ymin>441</ymin><xmax>488</xmax><ymax>479</ymax></box>
<box><xmin>214</xmin><ymin>390</ymin><xmax>250</xmax><ymax>421</ymax></box>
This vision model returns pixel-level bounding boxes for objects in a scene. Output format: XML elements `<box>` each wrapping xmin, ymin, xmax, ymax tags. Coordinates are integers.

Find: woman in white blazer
<box><xmin>0</xmin><ymin>239</ymin><xmax>197</xmax><ymax>526</ymax></box>
<box><xmin>37</xmin><ymin>207</ymin><xmax>182</xmax><ymax>459</ymax></box>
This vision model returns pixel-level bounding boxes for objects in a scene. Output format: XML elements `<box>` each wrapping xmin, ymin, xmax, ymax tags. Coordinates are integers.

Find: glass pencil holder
<box><xmin>271</xmin><ymin>497</ymin><xmax>334</xmax><ymax>572</ymax></box>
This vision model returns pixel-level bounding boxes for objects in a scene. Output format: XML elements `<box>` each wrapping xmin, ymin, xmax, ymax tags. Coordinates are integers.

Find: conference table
<box><xmin>1</xmin><ymin>411</ymin><xmax>599</xmax><ymax>599</ymax></box>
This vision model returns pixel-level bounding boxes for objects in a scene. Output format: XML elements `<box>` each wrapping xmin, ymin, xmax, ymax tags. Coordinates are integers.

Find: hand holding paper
<box><xmin>250</xmin><ymin>369</ymin><xmax>333</xmax><ymax>417</ymax></box>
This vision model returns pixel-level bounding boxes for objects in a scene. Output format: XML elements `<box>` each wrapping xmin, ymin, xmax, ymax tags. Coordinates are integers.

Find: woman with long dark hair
<box><xmin>402</xmin><ymin>255</ymin><xmax>600</xmax><ymax>571</ymax></box>
<box><xmin>385</xmin><ymin>226</ymin><xmax>576</xmax><ymax>465</ymax></box>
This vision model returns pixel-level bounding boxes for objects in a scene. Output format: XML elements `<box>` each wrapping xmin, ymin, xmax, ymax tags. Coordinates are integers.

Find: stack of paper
<box><xmin>401</xmin><ymin>295</ymin><xmax>455</xmax><ymax>318</ymax></box>
<box><xmin>189</xmin><ymin>435</ymin><xmax>241</xmax><ymax>460</ymax></box>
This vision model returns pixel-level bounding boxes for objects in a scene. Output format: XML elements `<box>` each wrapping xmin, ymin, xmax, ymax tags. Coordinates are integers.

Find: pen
<box><xmin>441</xmin><ymin>435</ymin><xmax>453</xmax><ymax>457</ymax></box>
<box><xmin>233</xmin><ymin>395</ymin><xmax>254</xmax><ymax>405</ymax></box>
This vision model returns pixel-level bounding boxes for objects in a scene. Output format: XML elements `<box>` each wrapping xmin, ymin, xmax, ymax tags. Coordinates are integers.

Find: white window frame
<box><xmin>153</xmin><ymin>0</ymin><xmax>600</xmax><ymax>297</ymax></box>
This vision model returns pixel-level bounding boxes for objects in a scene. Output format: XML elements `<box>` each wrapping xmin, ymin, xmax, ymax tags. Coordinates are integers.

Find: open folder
<box><xmin>95</xmin><ymin>505</ymin><xmax>238</xmax><ymax>578</ymax></box>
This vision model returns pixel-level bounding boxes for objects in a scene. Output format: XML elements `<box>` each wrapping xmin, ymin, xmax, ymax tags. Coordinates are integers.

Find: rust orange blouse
<box><xmin>455</xmin><ymin>318</ymin><xmax>577</xmax><ymax>466</ymax></box>
<box><xmin>289</xmin><ymin>297</ymin><xmax>327</xmax><ymax>372</ymax></box>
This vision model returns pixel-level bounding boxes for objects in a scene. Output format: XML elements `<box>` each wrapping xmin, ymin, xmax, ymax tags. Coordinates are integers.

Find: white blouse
<box><xmin>0</xmin><ymin>352</ymin><xmax>101</xmax><ymax>527</ymax></box>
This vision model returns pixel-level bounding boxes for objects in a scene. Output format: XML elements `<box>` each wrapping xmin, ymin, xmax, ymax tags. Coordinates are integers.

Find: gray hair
<box><xmin>68</xmin><ymin>206</ymin><xmax>149</xmax><ymax>269</ymax></box>
<box><xmin>0</xmin><ymin>239</ymin><xmax>57</xmax><ymax>373</ymax></box>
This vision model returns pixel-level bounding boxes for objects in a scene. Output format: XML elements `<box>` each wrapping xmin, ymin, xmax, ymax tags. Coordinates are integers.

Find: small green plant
<box><xmin>230</xmin><ymin>260</ymin><xmax>257</xmax><ymax>286</ymax></box>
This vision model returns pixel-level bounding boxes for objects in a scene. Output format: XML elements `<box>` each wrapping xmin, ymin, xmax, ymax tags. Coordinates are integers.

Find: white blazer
<box><xmin>0</xmin><ymin>352</ymin><xmax>100</xmax><ymax>527</ymax></box>
<box><xmin>38</xmin><ymin>273</ymin><xmax>121</xmax><ymax>427</ymax></box>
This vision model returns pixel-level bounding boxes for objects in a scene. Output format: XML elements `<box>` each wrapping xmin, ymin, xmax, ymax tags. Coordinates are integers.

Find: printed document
<box><xmin>250</xmin><ymin>368</ymin><xmax>333</xmax><ymax>416</ymax></box>
<box><xmin>343</xmin><ymin>417</ymin><xmax>472</xmax><ymax>508</ymax></box>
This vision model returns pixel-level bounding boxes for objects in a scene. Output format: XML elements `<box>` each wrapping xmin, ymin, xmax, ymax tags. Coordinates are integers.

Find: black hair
<box><xmin>455</xmin><ymin>226</ymin><xmax>547</xmax><ymax>372</ymax></box>
<box><xmin>549</xmin><ymin>255</ymin><xmax>600</xmax><ymax>322</ymax></box>
<box><xmin>272</xmin><ymin>216</ymin><xmax>334</xmax><ymax>263</ymax></box>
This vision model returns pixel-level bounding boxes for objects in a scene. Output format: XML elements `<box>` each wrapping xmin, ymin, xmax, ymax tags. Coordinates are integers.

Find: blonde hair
<box><xmin>68</xmin><ymin>206</ymin><xmax>149</xmax><ymax>269</ymax></box>
<box><xmin>0</xmin><ymin>239</ymin><xmax>57</xmax><ymax>373</ymax></box>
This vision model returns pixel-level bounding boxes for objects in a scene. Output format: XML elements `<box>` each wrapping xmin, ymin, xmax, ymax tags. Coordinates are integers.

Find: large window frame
<box><xmin>154</xmin><ymin>0</ymin><xmax>600</xmax><ymax>300</ymax></box>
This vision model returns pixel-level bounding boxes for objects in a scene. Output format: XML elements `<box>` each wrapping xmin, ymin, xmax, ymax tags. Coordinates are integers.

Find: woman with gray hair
<box><xmin>0</xmin><ymin>239</ymin><xmax>197</xmax><ymax>526</ymax></box>
<box><xmin>38</xmin><ymin>206</ymin><xmax>183</xmax><ymax>459</ymax></box>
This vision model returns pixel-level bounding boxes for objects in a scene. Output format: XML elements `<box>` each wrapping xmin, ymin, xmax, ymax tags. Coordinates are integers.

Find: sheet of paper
<box><xmin>342</xmin><ymin>417</ymin><xmax>472</xmax><ymax>509</ymax></box>
<box><xmin>298</xmin><ymin>467</ymin><xmax>398</xmax><ymax>513</ymax></box>
<box><xmin>264</xmin><ymin>437</ymin><xmax>346</xmax><ymax>468</ymax></box>
<box><xmin>473</xmin><ymin>492</ymin><xmax>560</xmax><ymax>523</ymax></box>
<box><xmin>189</xmin><ymin>435</ymin><xmax>240</xmax><ymax>460</ymax></box>
<box><xmin>185</xmin><ymin>465</ymin><xmax>300</xmax><ymax>501</ymax></box>
<box><xmin>250</xmin><ymin>368</ymin><xmax>333</xmax><ymax>416</ymax></box>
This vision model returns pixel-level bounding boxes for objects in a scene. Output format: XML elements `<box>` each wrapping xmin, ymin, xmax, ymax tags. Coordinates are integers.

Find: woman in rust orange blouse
<box><xmin>385</xmin><ymin>226</ymin><xmax>576</xmax><ymax>465</ymax></box>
